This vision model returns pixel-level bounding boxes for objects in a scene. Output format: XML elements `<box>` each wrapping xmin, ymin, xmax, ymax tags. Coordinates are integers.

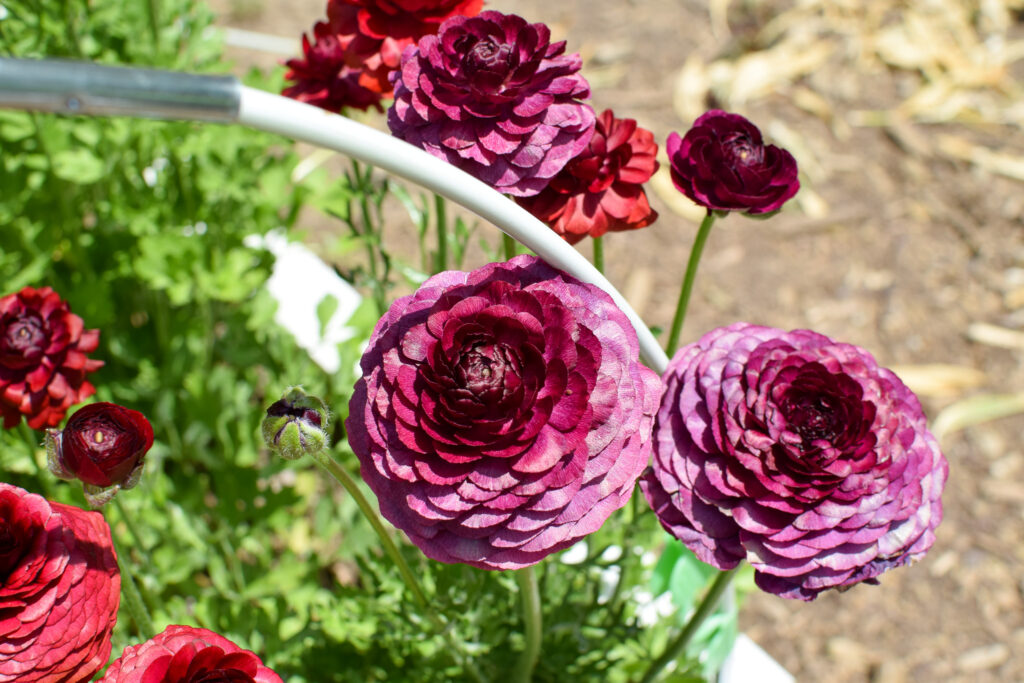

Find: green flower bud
<box><xmin>261</xmin><ymin>387</ymin><xmax>330</xmax><ymax>460</ymax></box>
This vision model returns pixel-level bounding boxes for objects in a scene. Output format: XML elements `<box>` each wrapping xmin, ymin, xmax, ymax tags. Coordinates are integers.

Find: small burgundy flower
<box><xmin>666</xmin><ymin>110</ymin><xmax>799</xmax><ymax>215</ymax></box>
<box><xmin>0</xmin><ymin>483</ymin><xmax>120</xmax><ymax>682</ymax></box>
<box><xmin>283</xmin><ymin>0</ymin><xmax>484</xmax><ymax>111</ymax></box>
<box><xmin>388</xmin><ymin>10</ymin><xmax>597</xmax><ymax>197</ymax></box>
<box><xmin>640</xmin><ymin>323</ymin><xmax>948</xmax><ymax>600</ymax></box>
<box><xmin>346</xmin><ymin>255</ymin><xmax>661</xmax><ymax>569</ymax></box>
<box><xmin>99</xmin><ymin>625</ymin><xmax>283</xmax><ymax>683</ymax></box>
<box><xmin>0</xmin><ymin>286</ymin><xmax>104</xmax><ymax>430</ymax></box>
<box><xmin>516</xmin><ymin>109</ymin><xmax>659</xmax><ymax>244</ymax></box>
<box><xmin>47</xmin><ymin>402</ymin><xmax>153</xmax><ymax>496</ymax></box>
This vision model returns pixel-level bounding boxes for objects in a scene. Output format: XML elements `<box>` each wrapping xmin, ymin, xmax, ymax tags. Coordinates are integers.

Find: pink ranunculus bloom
<box><xmin>0</xmin><ymin>286</ymin><xmax>104</xmax><ymax>430</ymax></box>
<box><xmin>283</xmin><ymin>0</ymin><xmax>484</xmax><ymax>111</ymax></box>
<box><xmin>0</xmin><ymin>483</ymin><xmax>120</xmax><ymax>682</ymax></box>
<box><xmin>666</xmin><ymin>110</ymin><xmax>799</xmax><ymax>215</ymax></box>
<box><xmin>346</xmin><ymin>255</ymin><xmax>661</xmax><ymax>570</ymax></box>
<box><xmin>388</xmin><ymin>10</ymin><xmax>597</xmax><ymax>197</ymax></box>
<box><xmin>516</xmin><ymin>109</ymin><xmax>659</xmax><ymax>244</ymax></box>
<box><xmin>100</xmin><ymin>625</ymin><xmax>283</xmax><ymax>683</ymax></box>
<box><xmin>640</xmin><ymin>323</ymin><xmax>948</xmax><ymax>601</ymax></box>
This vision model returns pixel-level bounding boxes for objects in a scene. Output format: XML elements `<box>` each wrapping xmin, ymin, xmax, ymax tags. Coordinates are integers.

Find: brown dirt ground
<box><xmin>210</xmin><ymin>0</ymin><xmax>1024</xmax><ymax>680</ymax></box>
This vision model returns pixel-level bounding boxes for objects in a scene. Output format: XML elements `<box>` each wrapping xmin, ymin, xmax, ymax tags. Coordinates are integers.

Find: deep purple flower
<box><xmin>516</xmin><ymin>108</ymin><xmax>659</xmax><ymax>244</ymax></box>
<box><xmin>387</xmin><ymin>10</ymin><xmax>596</xmax><ymax>197</ymax></box>
<box><xmin>666</xmin><ymin>110</ymin><xmax>799</xmax><ymax>215</ymax></box>
<box><xmin>641</xmin><ymin>323</ymin><xmax>948</xmax><ymax>600</ymax></box>
<box><xmin>46</xmin><ymin>402</ymin><xmax>154</xmax><ymax>495</ymax></box>
<box><xmin>346</xmin><ymin>255</ymin><xmax>660</xmax><ymax>569</ymax></box>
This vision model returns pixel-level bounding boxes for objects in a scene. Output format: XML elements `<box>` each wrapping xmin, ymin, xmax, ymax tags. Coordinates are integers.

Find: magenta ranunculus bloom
<box><xmin>666</xmin><ymin>110</ymin><xmax>799</xmax><ymax>215</ymax></box>
<box><xmin>0</xmin><ymin>483</ymin><xmax>120</xmax><ymax>682</ymax></box>
<box><xmin>387</xmin><ymin>10</ymin><xmax>597</xmax><ymax>197</ymax></box>
<box><xmin>640</xmin><ymin>323</ymin><xmax>948</xmax><ymax>601</ymax></box>
<box><xmin>99</xmin><ymin>625</ymin><xmax>283</xmax><ymax>683</ymax></box>
<box><xmin>346</xmin><ymin>255</ymin><xmax>661</xmax><ymax>569</ymax></box>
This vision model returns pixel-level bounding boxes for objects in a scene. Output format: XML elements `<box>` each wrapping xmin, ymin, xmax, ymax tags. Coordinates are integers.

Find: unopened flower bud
<box><xmin>262</xmin><ymin>387</ymin><xmax>330</xmax><ymax>460</ymax></box>
<box><xmin>46</xmin><ymin>402</ymin><xmax>154</xmax><ymax>507</ymax></box>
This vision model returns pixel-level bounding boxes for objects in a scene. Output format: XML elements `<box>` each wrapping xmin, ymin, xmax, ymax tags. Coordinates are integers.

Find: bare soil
<box><xmin>210</xmin><ymin>0</ymin><xmax>1024</xmax><ymax>680</ymax></box>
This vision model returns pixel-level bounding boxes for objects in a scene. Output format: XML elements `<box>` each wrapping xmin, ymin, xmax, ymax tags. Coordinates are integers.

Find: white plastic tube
<box><xmin>237</xmin><ymin>87</ymin><xmax>669</xmax><ymax>373</ymax></box>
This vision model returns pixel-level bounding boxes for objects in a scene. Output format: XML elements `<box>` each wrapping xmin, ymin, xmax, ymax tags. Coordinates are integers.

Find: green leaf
<box><xmin>53</xmin><ymin>148</ymin><xmax>106</xmax><ymax>184</ymax></box>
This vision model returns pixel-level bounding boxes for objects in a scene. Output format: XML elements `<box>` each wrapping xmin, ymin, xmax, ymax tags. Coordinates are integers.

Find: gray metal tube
<box><xmin>0</xmin><ymin>58</ymin><xmax>241</xmax><ymax>122</ymax></box>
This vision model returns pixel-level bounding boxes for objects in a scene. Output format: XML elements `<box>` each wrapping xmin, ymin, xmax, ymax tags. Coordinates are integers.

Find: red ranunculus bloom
<box><xmin>667</xmin><ymin>110</ymin><xmax>799</xmax><ymax>215</ymax></box>
<box><xmin>388</xmin><ymin>10</ymin><xmax>596</xmax><ymax>197</ymax></box>
<box><xmin>0</xmin><ymin>286</ymin><xmax>104</xmax><ymax>430</ymax></box>
<box><xmin>47</xmin><ymin>402</ymin><xmax>154</xmax><ymax>490</ymax></box>
<box><xmin>346</xmin><ymin>255</ymin><xmax>661</xmax><ymax>569</ymax></box>
<box><xmin>0</xmin><ymin>483</ymin><xmax>120</xmax><ymax>682</ymax></box>
<box><xmin>641</xmin><ymin>323</ymin><xmax>948</xmax><ymax>600</ymax></box>
<box><xmin>284</xmin><ymin>0</ymin><xmax>484</xmax><ymax>111</ymax></box>
<box><xmin>516</xmin><ymin>109</ymin><xmax>659</xmax><ymax>244</ymax></box>
<box><xmin>100</xmin><ymin>625</ymin><xmax>283</xmax><ymax>683</ymax></box>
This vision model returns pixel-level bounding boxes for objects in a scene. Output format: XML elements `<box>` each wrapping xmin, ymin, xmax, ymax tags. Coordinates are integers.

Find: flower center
<box><xmin>457</xmin><ymin>345</ymin><xmax>505</xmax><ymax>396</ymax></box>
<box><xmin>722</xmin><ymin>132</ymin><xmax>762</xmax><ymax>167</ymax></box>
<box><xmin>781</xmin><ymin>392</ymin><xmax>842</xmax><ymax>451</ymax></box>
<box><xmin>0</xmin><ymin>314</ymin><xmax>47</xmax><ymax>369</ymax></box>
<box><xmin>457</xmin><ymin>35</ymin><xmax>513</xmax><ymax>93</ymax></box>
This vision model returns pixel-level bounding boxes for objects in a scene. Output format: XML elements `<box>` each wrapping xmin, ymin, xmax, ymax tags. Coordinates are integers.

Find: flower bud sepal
<box><xmin>261</xmin><ymin>386</ymin><xmax>331</xmax><ymax>460</ymax></box>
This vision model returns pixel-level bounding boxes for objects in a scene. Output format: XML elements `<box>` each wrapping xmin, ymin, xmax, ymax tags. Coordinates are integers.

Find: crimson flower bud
<box><xmin>46</xmin><ymin>402</ymin><xmax>154</xmax><ymax>507</ymax></box>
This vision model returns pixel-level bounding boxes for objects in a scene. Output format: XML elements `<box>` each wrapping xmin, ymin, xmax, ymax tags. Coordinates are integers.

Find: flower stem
<box><xmin>311</xmin><ymin>447</ymin><xmax>485</xmax><ymax>682</ymax></box>
<box><xmin>435</xmin><ymin>193</ymin><xmax>448</xmax><ymax>273</ymax></box>
<box><xmin>639</xmin><ymin>566</ymin><xmax>739</xmax><ymax>683</ymax></box>
<box><xmin>113</xmin><ymin>496</ymin><xmax>153</xmax><ymax>567</ymax></box>
<box><xmin>513</xmin><ymin>565</ymin><xmax>542</xmax><ymax>683</ymax></box>
<box><xmin>109</xmin><ymin>533</ymin><xmax>155</xmax><ymax>640</ymax></box>
<box><xmin>665</xmin><ymin>211</ymin><xmax>716</xmax><ymax>356</ymax></box>
<box><xmin>503</xmin><ymin>232</ymin><xmax>517</xmax><ymax>261</ymax></box>
<box><xmin>593</xmin><ymin>236</ymin><xmax>604</xmax><ymax>274</ymax></box>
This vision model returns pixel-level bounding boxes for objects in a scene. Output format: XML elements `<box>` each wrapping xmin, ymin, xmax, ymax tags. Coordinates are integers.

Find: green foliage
<box><xmin>0</xmin><ymin>1</ymin><xmax>741</xmax><ymax>680</ymax></box>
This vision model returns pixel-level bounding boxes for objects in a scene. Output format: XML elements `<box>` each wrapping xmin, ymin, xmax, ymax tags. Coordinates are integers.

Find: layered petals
<box><xmin>640</xmin><ymin>323</ymin><xmax>948</xmax><ymax>600</ymax></box>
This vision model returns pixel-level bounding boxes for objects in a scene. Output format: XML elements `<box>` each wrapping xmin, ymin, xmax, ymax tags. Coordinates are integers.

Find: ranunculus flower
<box><xmin>516</xmin><ymin>109</ymin><xmax>659</xmax><ymax>244</ymax></box>
<box><xmin>46</xmin><ymin>403</ymin><xmax>154</xmax><ymax>506</ymax></box>
<box><xmin>0</xmin><ymin>286</ymin><xmax>104</xmax><ymax>430</ymax></box>
<box><xmin>283</xmin><ymin>0</ymin><xmax>484</xmax><ymax>111</ymax></box>
<box><xmin>261</xmin><ymin>386</ymin><xmax>331</xmax><ymax>460</ymax></box>
<box><xmin>346</xmin><ymin>255</ymin><xmax>660</xmax><ymax>569</ymax></box>
<box><xmin>666</xmin><ymin>110</ymin><xmax>799</xmax><ymax>215</ymax></box>
<box><xmin>99</xmin><ymin>625</ymin><xmax>283</xmax><ymax>683</ymax></box>
<box><xmin>640</xmin><ymin>323</ymin><xmax>948</xmax><ymax>600</ymax></box>
<box><xmin>0</xmin><ymin>483</ymin><xmax>120</xmax><ymax>682</ymax></box>
<box><xmin>388</xmin><ymin>10</ymin><xmax>597</xmax><ymax>197</ymax></box>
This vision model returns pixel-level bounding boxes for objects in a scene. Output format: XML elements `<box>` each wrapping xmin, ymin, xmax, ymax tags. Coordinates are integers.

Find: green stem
<box><xmin>665</xmin><ymin>211</ymin><xmax>717</xmax><ymax>356</ymax></box>
<box><xmin>109</xmin><ymin>533</ymin><xmax>155</xmax><ymax>639</ymax></box>
<box><xmin>434</xmin><ymin>193</ymin><xmax>448</xmax><ymax>274</ymax></box>
<box><xmin>639</xmin><ymin>567</ymin><xmax>739</xmax><ymax>683</ymax></box>
<box><xmin>146</xmin><ymin>0</ymin><xmax>161</xmax><ymax>51</ymax></box>
<box><xmin>512</xmin><ymin>565</ymin><xmax>542</xmax><ymax>683</ymax></box>
<box><xmin>311</xmin><ymin>447</ymin><xmax>485</xmax><ymax>683</ymax></box>
<box><xmin>503</xmin><ymin>233</ymin><xmax>517</xmax><ymax>261</ymax></box>
<box><xmin>592</xmin><ymin>236</ymin><xmax>604</xmax><ymax>273</ymax></box>
<box><xmin>113</xmin><ymin>497</ymin><xmax>153</xmax><ymax>567</ymax></box>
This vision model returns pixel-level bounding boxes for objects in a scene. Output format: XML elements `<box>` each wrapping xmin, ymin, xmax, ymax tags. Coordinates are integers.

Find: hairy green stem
<box><xmin>592</xmin><ymin>236</ymin><xmax>604</xmax><ymax>274</ymax></box>
<box><xmin>665</xmin><ymin>211</ymin><xmax>716</xmax><ymax>356</ymax></box>
<box><xmin>503</xmin><ymin>233</ymin><xmax>517</xmax><ymax>261</ymax></box>
<box><xmin>109</xmin><ymin>533</ymin><xmax>156</xmax><ymax>639</ymax></box>
<box><xmin>434</xmin><ymin>193</ymin><xmax>448</xmax><ymax>273</ymax></box>
<box><xmin>311</xmin><ymin>447</ymin><xmax>485</xmax><ymax>682</ymax></box>
<box><xmin>112</xmin><ymin>497</ymin><xmax>153</xmax><ymax>567</ymax></box>
<box><xmin>512</xmin><ymin>565</ymin><xmax>542</xmax><ymax>683</ymax></box>
<box><xmin>639</xmin><ymin>567</ymin><xmax>739</xmax><ymax>683</ymax></box>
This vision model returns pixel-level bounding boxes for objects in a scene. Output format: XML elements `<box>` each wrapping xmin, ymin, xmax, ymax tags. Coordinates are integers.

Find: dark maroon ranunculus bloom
<box><xmin>0</xmin><ymin>286</ymin><xmax>104</xmax><ymax>430</ymax></box>
<box><xmin>99</xmin><ymin>625</ymin><xmax>283</xmax><ymax>683</ymax></box>
<box><xmin>641</xmin><ymin>323</ymin><xmax>948</xmax><ymax>601</ymax></box>
<box><xmin>516</xmin><ymin>108</ymin><xmax>659</xmax><ymax>244</ymax></box>
<box><xmin>47</xmin><ymin>402</ymin><xmax>153</xmax><ymax>490</ymax></box>
<box><xmin>388</xmin><ymin>10</ymin><xmax>596</xmax><ymax>197</ymax></box>
<box><xmin>0</xmin><ymin>483</ymin><xmax>120</xmax><ymax>682</ymax></box>
<box><xmin>283</xmin><ymin>0</ymin><xmax>484</xmax><ymax>111</ymax></box>
<box><xmin>346</xmin><ymin>255</ymin><xmax>660</xmax><ymax>569</ymax></box>
<box><xmin>666</xmin><ymin>110</ymin><xmax>799</xmax><ymax>215</ymax></box>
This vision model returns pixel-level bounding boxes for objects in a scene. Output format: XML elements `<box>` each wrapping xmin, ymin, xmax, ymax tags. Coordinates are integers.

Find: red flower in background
<box><xmin>100</xmin><ymin>625</ymin><xmax>283</xmax><ymax>683</ymax></box>
<box><xmin>284</xmin><ymin>0</ymin><xmax>484</xmax><ymax>112</ymax></box>
<box><xmin>0</xmin><ymin>483</ymin><xmax>120</xmax><ymax>682</ymax></box>
<box><xmin>516</xmin><ymin>109</ymin><xmax>659</xmax><ymax>244</ymax></box>
<box><xmin>0</xmin><ymin>286</ymin><xmax>104</xmax><ymax>430</ymax></box>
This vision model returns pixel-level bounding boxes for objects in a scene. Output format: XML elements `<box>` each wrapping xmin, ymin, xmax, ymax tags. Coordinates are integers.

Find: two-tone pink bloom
<box><xmin>347</xmin><ymin>255</ymin><xmax>660</xmax><ymax>569</ymax></box>
<box><xmin>641</xmin><ymin>323</ymin><xmax>948</xmax><ymax>600</ymax></box>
